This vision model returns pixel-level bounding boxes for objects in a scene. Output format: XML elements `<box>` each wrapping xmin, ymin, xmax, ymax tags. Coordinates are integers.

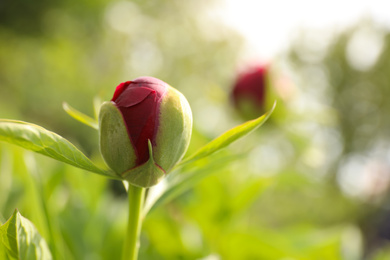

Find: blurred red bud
<box><xmin>231</xmin><ymin>66</ymin><xmax>267</xmax><ymax>119</ymax></box>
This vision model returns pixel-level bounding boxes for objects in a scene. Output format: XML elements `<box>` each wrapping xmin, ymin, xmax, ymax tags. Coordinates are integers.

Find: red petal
<box><xmin>111</xmin><ymin>77</ymin><xmax>168</xmax><ymax>166</ymax></box>
<box><xmin>115</xmin><ymin>87</ymin><xmax>155</xmax><ymax>107</ymax></box>
<box><xmin>118</xmin><ymin>91</ymin><xmax>158</xmax><ymax>165</ymax></box>
<box><xmin>112</xmin><ymin>81</ymin><xmax>131</xmax><ymax>102</ymax></box>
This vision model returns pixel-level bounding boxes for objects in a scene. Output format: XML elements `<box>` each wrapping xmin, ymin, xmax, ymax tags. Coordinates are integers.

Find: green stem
<box><xmin>122</xmin><ymin>183</ymin><xmax>145</xmax><ymax>260</ymax></box>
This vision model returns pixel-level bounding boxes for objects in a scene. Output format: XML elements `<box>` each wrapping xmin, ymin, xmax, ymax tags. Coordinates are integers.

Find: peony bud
<box><xmin>99</xmin><ymin>77</ymin><xmax>192</xmax><ymax>187</ymax></box>
<box><xmin>231</xmin><ymin>65</ymin><xmax>267</xmax><ymax>120</ymax></box>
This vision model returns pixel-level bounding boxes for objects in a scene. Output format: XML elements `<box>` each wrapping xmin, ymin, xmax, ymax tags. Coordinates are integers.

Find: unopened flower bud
<box><xmin>99</xmin><ymin>77</ymin><xmax>192</xmax><ymax>187</ymax></box>
<box><xmin>231</xmin><ymin>65</ymin><xmax>267</xmax><ymax>119</ymax></box>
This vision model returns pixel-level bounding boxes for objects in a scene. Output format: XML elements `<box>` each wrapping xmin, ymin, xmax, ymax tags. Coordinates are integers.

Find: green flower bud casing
<box><xmin>99</xmin><ymin>77</ymin><xmax>192</xmax><ymax>187</ymax></box>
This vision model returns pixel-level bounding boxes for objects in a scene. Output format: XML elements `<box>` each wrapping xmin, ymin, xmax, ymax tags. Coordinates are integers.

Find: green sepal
<box><xmin>154</xmin><ymin>86</ymin><xmax>193</xmax><ymax>172</ymax></box>
<box><xmin>123</xmin><ymin>140</ymin><xmax>166</xmax><ymax>188</ymax></box>
<box><xmin>99</xmin><ymin>101</ymin><xmax>136</xmax><ymax>177</ymax></box>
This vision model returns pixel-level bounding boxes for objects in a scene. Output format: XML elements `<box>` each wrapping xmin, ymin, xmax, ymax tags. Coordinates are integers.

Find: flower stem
<box><xmin>122</xmin><ymin>183</ymin><xmax>145</xmax><ymax>260</ymax></box>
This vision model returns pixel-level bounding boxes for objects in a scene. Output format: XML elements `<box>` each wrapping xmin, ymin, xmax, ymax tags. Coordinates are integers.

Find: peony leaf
<box><xmin>179</xmin><ymin>101</ymin><xmax>276</xmax><ymax>166</ymax></box>
<box><xmin>0</xmin><ymin>210</ymin><xmax>52</xmax><ymax>260</ymax></box>
<box><xmin>0</xmin><ymin>119</ymin><xmax>118</xmax><ymax>179</ymax></box>
<box><xmin>62</xmin><ymin>102</ymin><xmax>98</xmax><ymax>130</ymax></box>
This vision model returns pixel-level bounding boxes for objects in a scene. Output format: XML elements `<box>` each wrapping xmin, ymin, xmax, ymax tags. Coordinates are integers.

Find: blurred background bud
<box><xmin>231</xmin><ymin>65</ymin><xmax>268</xmax><ymax>120</ymax></box>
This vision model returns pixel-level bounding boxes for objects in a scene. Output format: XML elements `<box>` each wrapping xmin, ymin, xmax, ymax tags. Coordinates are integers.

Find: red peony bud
<box><xmin>99</xmin><ymin>77</ymin><xmax>192</xmax><ymax>187</ymax></box>
<box><xmin>231</xmin><ymin>66</ymin><xmax>267</xmax><ymax>119</ymax></box>
<box><xmin>111</xmin><ymin>77</ymin><xmax>167</xmax><ymax>167</ymax></box>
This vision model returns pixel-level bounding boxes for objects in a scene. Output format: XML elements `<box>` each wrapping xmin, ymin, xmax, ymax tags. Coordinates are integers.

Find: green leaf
<box><xmin>0</xmin><ymin>209</ymin><xmax>53</xmax><ymax>260</ymax></box>
<box><xmin>0</xmin><ymin>119</ymin><xmax>118</xmax><ymax>179</ymax></box>
<box><xmin>62</xmin><ymin>102</ymin><xmax>99</xmax><ymax>130</ymax></box>
<box><xmin>179</xmin><ymin>101</ymin><xmax>276</xmax><ymax>166</ymax></box>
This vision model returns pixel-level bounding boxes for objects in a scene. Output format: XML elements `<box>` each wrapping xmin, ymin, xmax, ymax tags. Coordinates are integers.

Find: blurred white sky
<box><xmin>217</xmin><ymin>0</ymin><xmax>390</xmax><ymax>60</ymax></box>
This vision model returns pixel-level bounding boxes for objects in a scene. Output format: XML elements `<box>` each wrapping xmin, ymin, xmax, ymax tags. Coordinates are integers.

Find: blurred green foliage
<box><xmin>1</xmin><ymin>0</ymin><xmax>390</xmax><ymax>259</ymax></box>
<box><xmin>287</xmin><ymin>19</ymin><xmax>390</xmax><ymax>259</ymax></box>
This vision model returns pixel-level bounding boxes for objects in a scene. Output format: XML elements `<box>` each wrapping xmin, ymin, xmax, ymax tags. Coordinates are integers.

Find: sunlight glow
<box><xmin>218</xmin><ymin>0</ymin><xmax>390</xmax><ymax>59</ymax></box>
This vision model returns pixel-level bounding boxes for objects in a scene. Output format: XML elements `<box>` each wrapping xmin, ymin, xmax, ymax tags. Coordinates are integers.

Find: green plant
<box><xmin>0</xmin><ymin>78</ymin><xmax>275</xmax><ymax>260</ymax></box>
